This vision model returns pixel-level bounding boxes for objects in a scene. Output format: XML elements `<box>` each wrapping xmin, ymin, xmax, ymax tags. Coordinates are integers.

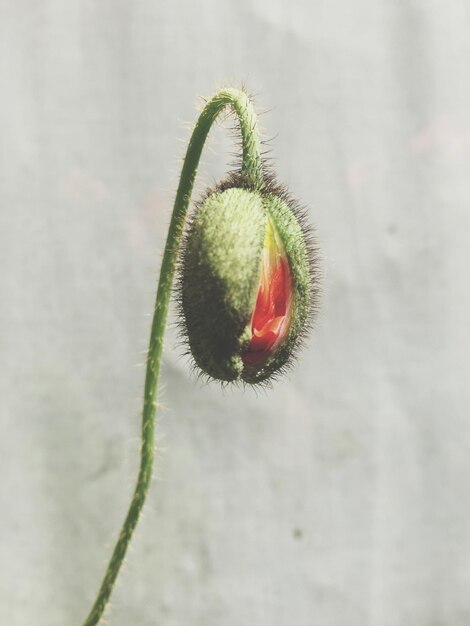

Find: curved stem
<box><xmin>80</xmin><ymin>88</ymin><xmax>263</xmax><ymax>626</ymax></box>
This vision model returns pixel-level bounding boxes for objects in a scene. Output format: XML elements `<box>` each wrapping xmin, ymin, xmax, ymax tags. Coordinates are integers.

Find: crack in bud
<box><xmin>242</xmin><ymin>218</ymin><xmax>293</xmax><ymax>367</ymax></box>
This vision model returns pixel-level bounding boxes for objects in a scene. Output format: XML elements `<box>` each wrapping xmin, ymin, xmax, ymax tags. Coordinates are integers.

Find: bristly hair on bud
<box><xmin>176</xmin><ymin>170</ymin><xmax>320</xmax><ymax>387</ymax></box>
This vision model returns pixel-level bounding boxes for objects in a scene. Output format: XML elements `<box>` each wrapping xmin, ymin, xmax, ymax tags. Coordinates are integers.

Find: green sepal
<box><xmin>181</xmin><ymin>187</ymin><xmax>267</xmax><ymax>381</ymax></box>
<box><xmin>242</xmin><ymin>192</ymin><xmax>313</xmax><ymax>384</ymax></box>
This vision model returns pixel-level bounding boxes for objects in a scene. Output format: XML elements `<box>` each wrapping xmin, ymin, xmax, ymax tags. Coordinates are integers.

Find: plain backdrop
<box><xmin>1</xmin><ymin>1</ymin><xmax>470</xmax><ymax>625</ymax></box>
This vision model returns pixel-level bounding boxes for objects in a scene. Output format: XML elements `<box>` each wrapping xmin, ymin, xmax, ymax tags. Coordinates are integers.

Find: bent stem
<box><xmin>80</xmin><ymin>88</ymin><xmax>263</xmax><ymax>626</ymax></box>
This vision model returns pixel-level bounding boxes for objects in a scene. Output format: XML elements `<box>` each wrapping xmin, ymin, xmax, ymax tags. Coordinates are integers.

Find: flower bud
<box><xmin>178</xmin><ymin>178</ymin><xmax>318</xmax><ymax>385</ymax></box>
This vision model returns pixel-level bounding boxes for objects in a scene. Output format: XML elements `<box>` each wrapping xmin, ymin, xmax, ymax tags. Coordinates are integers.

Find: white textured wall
<box><xmin>1</xmin><ymin>1</ymin><xmax>470</xmax><ymax>625</ymax></box>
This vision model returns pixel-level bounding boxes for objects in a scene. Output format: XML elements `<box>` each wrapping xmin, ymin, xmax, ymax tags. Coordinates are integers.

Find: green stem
<box><xmin>80</xmin><ymin>88</ymin><xmax>263</xmax><ymax>626</ymax></box>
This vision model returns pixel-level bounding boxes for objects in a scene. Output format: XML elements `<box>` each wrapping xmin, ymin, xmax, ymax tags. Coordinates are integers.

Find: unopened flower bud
<box><xmin>179</xmin><ymin>178</ymin><xmax>318</xmax><ymax>385</ymax></box>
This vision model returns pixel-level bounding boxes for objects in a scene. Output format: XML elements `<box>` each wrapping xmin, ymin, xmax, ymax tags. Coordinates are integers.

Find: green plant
<box><xmin>80</xmin><ymin>87</ymin><xmax>319</xmax><ymax>626</ymax></box>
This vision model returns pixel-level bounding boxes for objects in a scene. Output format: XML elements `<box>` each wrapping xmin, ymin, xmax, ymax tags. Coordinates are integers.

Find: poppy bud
<box><xmin>178</xmin><ymin>177</ymin><xmax>318</xmax><ymax>385</ymax></box>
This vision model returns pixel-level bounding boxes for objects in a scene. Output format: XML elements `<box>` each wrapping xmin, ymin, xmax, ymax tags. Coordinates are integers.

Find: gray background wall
<box><xmin>1</xmin><ymin>1</ymin><xmax>470</xmax><ymax>625</ymax></box>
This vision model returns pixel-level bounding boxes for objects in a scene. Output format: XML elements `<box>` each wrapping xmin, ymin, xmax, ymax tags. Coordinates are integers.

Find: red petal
<box><xmin>242</xmin><ymin>240</ymin><xmax>292</xmax><ymax>367</ymax></box>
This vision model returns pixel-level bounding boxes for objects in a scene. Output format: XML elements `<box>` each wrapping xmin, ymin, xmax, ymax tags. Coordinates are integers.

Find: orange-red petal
<box><xmin>242</xmin><ymin>222</ymin><xmax>292</xmax><ymax>367</ymax></box>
